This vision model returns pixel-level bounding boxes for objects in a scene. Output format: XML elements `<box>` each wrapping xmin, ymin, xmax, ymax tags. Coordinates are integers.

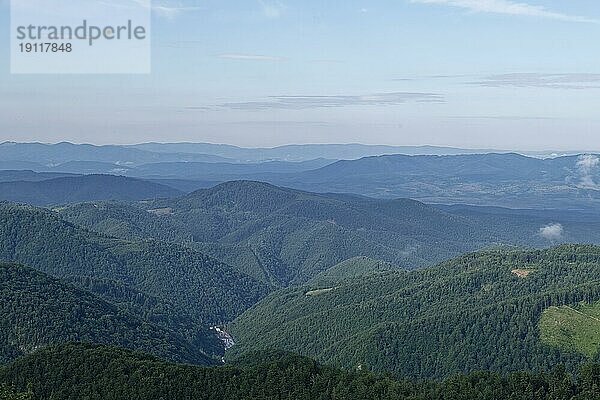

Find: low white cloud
<box><xmin>539</xmin><ymin>223</ymin><xmax>563</xmax><ymax>241</ymax></box>
<box><xmin>410</xmin><ymin>0</ymin><xmax>599</xmax><ymax>24</ymax></box>
<box><xmin>577</xmin><ymin>154</ymin><xmax>600</xmax><ymax>190</ymax></box>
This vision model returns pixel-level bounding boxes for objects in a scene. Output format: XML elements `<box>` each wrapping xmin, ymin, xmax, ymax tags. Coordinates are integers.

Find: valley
<box><xmin>4</xmin><ymin>0</ymin><xmax>599</xmax><ymax>396</ymax></box>
<box><xmin>1</xmin><ymin>143</ymin><xmax>600</xmax><ymax>398</ymax></box>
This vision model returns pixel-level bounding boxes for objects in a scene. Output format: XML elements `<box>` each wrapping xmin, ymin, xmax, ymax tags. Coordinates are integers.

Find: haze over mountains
<box><xmin>1</xmin><ymin>142</ymin><xmax>600</xmax><ymax>211</ymax></box>
<box><xmin>0</xmin><ymin>175</ymin><xmax>182</xmax><ymax>206</ymax></box>
<box><xmin>274</xmin><ymin>153</ymin><xmax>600</xmax><ymax>209</ymax></box>
<box><xmin>130</xmin><ymin>142</ymin><xmax>514</xmax><ymax>161</ymax></box>
<box><xmin>3</xmin><ymin>142</ymin><xmax>600</xmax><ymax>398</ymax></box>
<box><xmin>0</xmin><ymin>141</ymin><xmax>514</xmax><ymax>165</ymax></box>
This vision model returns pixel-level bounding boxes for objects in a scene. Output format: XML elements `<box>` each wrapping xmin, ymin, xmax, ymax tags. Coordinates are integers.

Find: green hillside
<box><xmin>56</xmin><ymin>201</ymin><xmax>277</xmax><ymax>283</ymax></box>
<box><xmin>0</xmin><ymin>263</ymin><xmax>214</xmax><ymax>365</ymax></box>
<box><xmin>540</xmin><ymin>302</ymin><xmax>600</xmax><ymax>358</ymax></box>
<box><xmin>228</xmin><ymin>245</ymin><xmax>600</xmax><ymax>378</ymax></box>
<box><xmin>2</xmin><ymin>343</ymin><xmax>600</xmax><ymax>400</ymax></box>
<box><xmin>0</xmin><ymin>202</ymin><xmax>269</xmax><ymax>356</ymax></box>
<box><xmin>56</xmin><ymin>181</ymin><xmax>574</xmax><ymax>287</ymax></box>
<box><xmin>309</xmin><ymin>256</ymin><xmax>404</xmax><ymax>285</ymax></box>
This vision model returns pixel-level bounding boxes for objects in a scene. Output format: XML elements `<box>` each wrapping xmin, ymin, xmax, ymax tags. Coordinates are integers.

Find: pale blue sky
<box><xmin>1</xmin><ymin>0</ymin><xmax>599</xmax><ymax>149</ymax></box>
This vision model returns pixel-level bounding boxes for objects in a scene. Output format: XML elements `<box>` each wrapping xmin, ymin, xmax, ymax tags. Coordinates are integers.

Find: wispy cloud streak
<box><xmin>129</xmin><ymin>0</ymin><xmax>203</xmax><ymax>19</ymax></box>
<box><xmin>214</xmin><ymin>92</ymin><xmax>444</xmax><ymax>111</ymax></box>
<box><xmin>471</xmin><ymin>73</ymin><xmax>600</xmax><ymax>89</ymax></box>
<box><xmin>410</xmin><ymin>0</ymin><xmax>599</xmax><ymax>23</ymax></box>
<box><xmin>218</xmin><ymin>54</ymin><xmax>285</xmax><ymax>61</ymax></box>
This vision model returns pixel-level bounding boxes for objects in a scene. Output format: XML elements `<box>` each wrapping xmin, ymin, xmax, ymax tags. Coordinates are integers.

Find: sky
<box><xmin>0</xmin><ymin>0</ymin><xmax>599</xmax><ymax>150</ymax></box>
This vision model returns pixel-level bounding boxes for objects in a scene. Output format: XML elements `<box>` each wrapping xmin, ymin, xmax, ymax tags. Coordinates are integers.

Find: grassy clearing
<box><xmin>305</xmin><ymin>288</ymin><xmax>334</xmax><ymax>297</ymax></box>
<box><xmin>511</xmin><ymin>269</ymin><xmax>534</xmax><ymax>278</ymax></box>
<box><xmin>539</xmin><ymin>301</ymin><xmax>600</xmax><ymax>358</ymax></box>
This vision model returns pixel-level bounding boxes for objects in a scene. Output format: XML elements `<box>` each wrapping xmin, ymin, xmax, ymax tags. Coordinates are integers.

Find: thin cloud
<box><xmin>129</xmin><ymin>0</ymin><xmax>203</xmax><ymax>19</ymax></box>
<box><xmin>184</xmin><ymin>106</ymin><xmax>214</xmax><ymax>111</ymax></box>
<box><xmin>471</xmin><ymin>73</ymin><xmax>600</xmax><ymax>89</ymax></box>
<box><xmin>392</xmin><ymin>74</ymin><xmax>472</xmax><ymax>81</ymax></box>
<box><xmin>215</xmin><ymin>92</ymin><xmax>444</xmax><ymax>111</ymax></box>
<box><xmin>447</xmin><ymin>115</ymin><xmax>557</xmax><ymax>121</ymax></box>
<box><xmin>259</xmin><ymin>0</ymin><xmax>286</xmax><ymax>19</ymax></box>
<box><xmin>226</xmin><ymin>120</ymin><xmax>333</xmax><ymax>127</ymax></box>
<box><xmin>410</xmin><ymin>0</ymin><xmax>599</xmax><ymax>23</ymax></box>
<box><xmin>218</xmin><ymin>54</ymin><xmax>285</xmax><ymax>61</ymax></box>
<box><xmin>310</xmin><ymin>59</ymin><xmax>344</xmax><ymax>64</ymax></box>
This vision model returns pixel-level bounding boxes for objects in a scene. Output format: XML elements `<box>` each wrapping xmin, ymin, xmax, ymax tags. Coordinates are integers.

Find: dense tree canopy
<box><xmin>0</xmin><ymin>202</ymin><xmax>270</xmax><ymax>362</ymax></box>
<box><xmin>2</xmin><ymin>344</ymin><xmax>600</xmax><ymax>400</ymax></box>
<box><xmin>57</xmin><ymin>181</ymin><xmax>593</xmax><ymax>287</ymax></box>
<box><xmin>0</xmin><ymin>263</ymin><xmax>215</xmax><ymax>365</ymax></box>
<box><xmin>0</xmin><ymin>202</ymin><xmax>269</xmax><ymax>328</ymax></box>
<box><xmin>230</xmin><ymin>245</ymin><xmax>600</xmax><ymax>378</ymax></box>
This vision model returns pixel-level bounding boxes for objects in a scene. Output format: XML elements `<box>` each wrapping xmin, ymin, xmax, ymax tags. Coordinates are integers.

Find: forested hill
<box><xmin>0</xmin><ymin>170</ymin><xmax>76</xmax><ymax>183</ymax></box>
<box><xmin>2</xmin><ymin>343</ymin><xmax>600</xmax><ymax>400</ymax></box>
<box><xmin>0</xmin><ymin>175</ymin><xmax>182</xmax><ymax>206</ymax></box>
<box><xmin>309</xmin><ymin>256</ymin><xmax>404</xmax><ymax>285</ymax></box>
<box><xmin>0</xmin><ymin>202</ymin><xmax>270</xmax><ymax>360</ymax></box>
<box><xmin>56</xmin><ymin>180</ymin><xmax>600</xmax><ymax>287</ymax></box>
<box><xmin>63</xmin><ymin>181</ymin><xmax>503</xmax><ymax>285</ymax></box>
<box><xmin>0</xmin><ymin>263</ymin><xmax>214</xmax><ymax>365</ymax></box>
<box><xmin>229</xmin><ymin>245</ymin><xmax>600</xmax><ymax>378</ymax></box>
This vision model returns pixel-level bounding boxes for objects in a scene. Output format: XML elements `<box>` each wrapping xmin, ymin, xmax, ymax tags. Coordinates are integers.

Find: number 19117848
<box><xmin>19</xmin><ymin>43</ymin><xmax>72</xmax><ymax>53</ymax></box>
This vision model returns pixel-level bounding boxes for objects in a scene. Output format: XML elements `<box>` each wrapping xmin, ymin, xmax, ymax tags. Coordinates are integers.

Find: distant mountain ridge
<box><xmin>0</xmin><ymin>142</ymin><xmax>233</xmax><ymax>165</ymax></box>
<box><xmin>271</xmin><ymin>153</ymin><xmax>600</xmax><ymax>209</ymax></box>
<box><xmin>129</xmin><ymin>142</ymin><xmax>510</xmax><ymax>161</ymax></box>
<box><xmin>2</xmin><ymin>143</ymin><xmax>600</xmax><ymax>211</ymax></box>
<box><xmin>0</xmin><ymin>170</ymin><xmax>77</xmax><ymax>183</ymax></box>
<box><xmin>126</xmin><ymin>159</ymin><xmax>335</xmax><ymax>179</ymax></box>
<box><xmin>0</xmin><ymin>141</ymin><xmax>526</xmax><ymax>166</ymax></box>
<box><xmin>0</xmin><ymin>174</ymin><xmax>182</xmax><ymax>205</ymax></box>
<box><xmin>2</xmin><ymin>144</ymin><xmax>599</xmax><ymax>210</ymax></box>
